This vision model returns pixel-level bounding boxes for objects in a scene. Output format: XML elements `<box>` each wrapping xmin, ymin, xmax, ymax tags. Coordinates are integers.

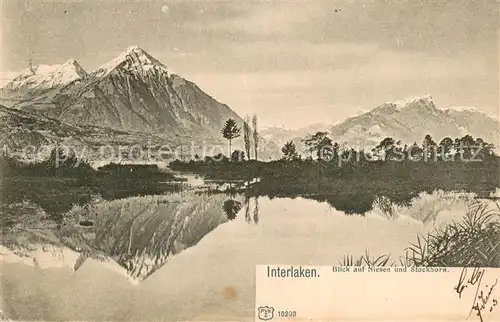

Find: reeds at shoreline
<box><xmin>340</xmin><ymin>200</ymin><xmax>500</xmax><ymax>267</ymax></box>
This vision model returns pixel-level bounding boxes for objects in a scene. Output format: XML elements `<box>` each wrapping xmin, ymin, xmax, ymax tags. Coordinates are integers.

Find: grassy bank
<box><xmin>0</xmin><ymin>150</ymin><xmax>184</xmax><ymax>217</ymax></box>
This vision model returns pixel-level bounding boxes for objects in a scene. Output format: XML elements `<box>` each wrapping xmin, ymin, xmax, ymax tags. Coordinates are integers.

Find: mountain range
<box><xmin>0</xmin><ymin>46</ymin><xmax>278</xmax><ymax>160</ymax></box>
<box><xmin>262</xmin><ymin>95</ymin><xmax>499</xmax><ymax>153</ymax></box>
<box><xmin>1</xmin><ymin>48</ymin><xmax>498</xmax><ymax>160</ymax></box>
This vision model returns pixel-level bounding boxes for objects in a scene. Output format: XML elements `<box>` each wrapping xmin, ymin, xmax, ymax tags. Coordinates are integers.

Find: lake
<box><xmin>1</xmin><ymin>185</ymin><xmax>494</xmax><ymax>320</ymax></box>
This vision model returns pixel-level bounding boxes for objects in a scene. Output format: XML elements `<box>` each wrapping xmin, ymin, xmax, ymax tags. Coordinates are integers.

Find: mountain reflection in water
<box><xmin>1</xmin><ymin>192</ymin><xmax>245</xmax><ymax>283</ymax></box>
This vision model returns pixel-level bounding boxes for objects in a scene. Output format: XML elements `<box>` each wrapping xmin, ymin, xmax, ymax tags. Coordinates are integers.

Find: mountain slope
<box><xmin>169</xmin><ymin>74</ymin><xmax>243</xmax><ymax>134</ymax></box>
<box><xmin>442</xmin><ymin>107</ymin><xmax>499</xmax><ymax>143</ymax></box>
<box><xmin>0</xmin><ymin>104</ymin><xmax>181</xmax><ymax>162</ymax></box>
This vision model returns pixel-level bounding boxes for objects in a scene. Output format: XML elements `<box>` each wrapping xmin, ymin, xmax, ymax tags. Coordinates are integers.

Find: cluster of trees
<box><xmin>281</xmin><ymin>131</ymin><xmax>339</xmax><ymax>161</ymax></box>
<box><xmin>280</xmin><ymin>132</ymin><xmax>496</xmax><ymax>164</ymax></box>
<box><xmin>221</xmin><ymin>115</ymin><xmax>259</xmax><ymax>161</ymax></box>
<box><xmin>372</xmin><ymin>135</ymin><xmax>495</xmax><ymax>161</ymax></box>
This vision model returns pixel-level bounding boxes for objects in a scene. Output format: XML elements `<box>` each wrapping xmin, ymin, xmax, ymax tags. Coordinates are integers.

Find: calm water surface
<box><xmin>0</xmin><ymin>189</ymin><xmax>486</xmax><ymax>320</ymax></box>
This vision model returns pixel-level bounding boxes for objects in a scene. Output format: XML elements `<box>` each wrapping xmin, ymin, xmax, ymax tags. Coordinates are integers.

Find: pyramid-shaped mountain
<box><xmin>60</xmin><ymin>46</ymin><xmax>244</xmax><ymax>135</ymax></box>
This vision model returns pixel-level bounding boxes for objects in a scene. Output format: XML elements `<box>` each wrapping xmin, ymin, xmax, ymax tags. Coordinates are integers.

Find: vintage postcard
<box><xmin>0</xmin><ymin>1</ymin><xmax>499</xmax><ymax>321</ymax></box>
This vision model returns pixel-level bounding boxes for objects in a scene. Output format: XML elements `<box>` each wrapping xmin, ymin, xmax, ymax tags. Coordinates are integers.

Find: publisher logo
<box><xmin>257</xmin><ymin>306</ymin><xmax>274</xmax><ymax>320</ymax></box>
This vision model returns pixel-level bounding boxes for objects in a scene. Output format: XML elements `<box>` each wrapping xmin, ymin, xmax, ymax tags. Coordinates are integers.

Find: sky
<box><xmin>1</xmin><ymin>0</ymin><xmax>499</xmax><ymax>128</ymax></box>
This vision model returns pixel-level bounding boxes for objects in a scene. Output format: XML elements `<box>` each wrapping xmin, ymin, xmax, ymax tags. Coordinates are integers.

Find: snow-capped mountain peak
<box><xmin>1</xmin><ymin>60</ymin><xmax>87</xmax><ymax>92</ymax></box>
<box><xmin>371</xmin><ymin>94</ymin><xmax>435</xmax><ymax>114</ymax></box>
<box><xmin>93</xmin><ymin>46</ymin><xmax>171</xmax><ymax>77</ymax></box>
<box><xmin>390</xmin><ymin>94</ymin><xmax>434</xmax><ymax>109</ymax></box>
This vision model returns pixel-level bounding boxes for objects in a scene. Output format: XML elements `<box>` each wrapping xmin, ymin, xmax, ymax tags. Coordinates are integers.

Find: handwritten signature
<box><xmin>454</xmin><ymin>267</ymin><xmax>498</xmax><ymax>322</ymax></box>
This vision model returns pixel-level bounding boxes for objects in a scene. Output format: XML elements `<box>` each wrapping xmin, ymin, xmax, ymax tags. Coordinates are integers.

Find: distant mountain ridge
<box><xmin>259</xmin><ymin>95</ymin><xmax>499</xmax><ymax>154</ymax></box>
<box><xmin>260</xmin><ymin>122</ymin><xmax>335</xmax><ymax>149</ymax></box>
<box><xmin>329</xmin><ymin>95</ymin><xmax>499</xmax><ymax>149</ymax></box>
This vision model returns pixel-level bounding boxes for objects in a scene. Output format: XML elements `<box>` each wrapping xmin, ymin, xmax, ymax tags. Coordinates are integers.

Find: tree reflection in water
<box><xmin>224</xmin><ymin>197</ymin><xmax>260</xmax><ymax>224</ymax></box>
<box><xmin>223</xmin><ymin>199</ymin><xmax>242</xmax><ymax>220</ymax></box>
<box><xmin>244</xmin><ymin>196</ymin><xmax>251</xmax><ymax>223</ymax></box>
<box><xmin>253</xmin><ymin>197</ymin><xmax>259</xmax><ymax>224</ymax></box>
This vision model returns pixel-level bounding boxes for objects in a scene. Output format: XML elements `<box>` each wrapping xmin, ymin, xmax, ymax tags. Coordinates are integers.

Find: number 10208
<box><xmin>277</xmin><ymin>310</ymin><xmax>297</xmax><ymax>318</ymax></box>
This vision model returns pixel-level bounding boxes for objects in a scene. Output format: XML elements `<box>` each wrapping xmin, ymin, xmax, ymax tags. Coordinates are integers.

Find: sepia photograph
<box><xmin>0</xmin><ymin>0</ymin><xmax>499</xmax><ymax>321</ymax></box>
